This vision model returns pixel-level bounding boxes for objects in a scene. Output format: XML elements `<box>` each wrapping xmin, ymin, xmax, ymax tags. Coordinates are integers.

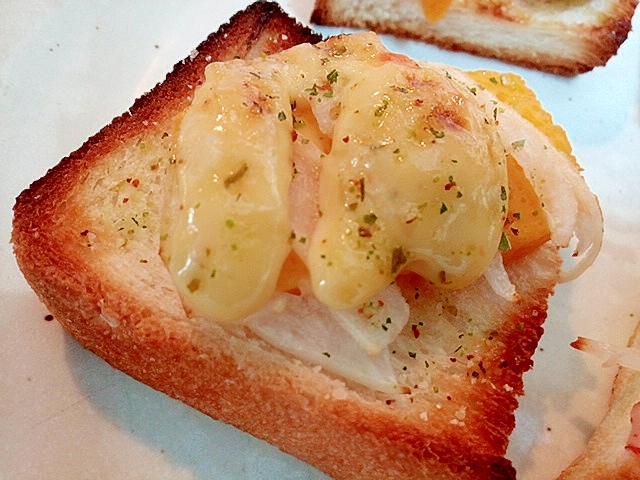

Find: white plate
<box><xmin>1</xmin><ymin>1</ymin><xmax>638</xmax><ymax>478</ymax></box>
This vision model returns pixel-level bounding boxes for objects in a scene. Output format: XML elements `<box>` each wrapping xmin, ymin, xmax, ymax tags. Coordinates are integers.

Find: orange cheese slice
<box><xmin>503</xmin><ymin>154</ymin><xmax>551</xmax><ymax>262</ymax></box>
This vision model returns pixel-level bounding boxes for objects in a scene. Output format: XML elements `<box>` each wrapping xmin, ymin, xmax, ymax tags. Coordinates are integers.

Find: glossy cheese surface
<box><xmin>163</xmin><ymin>33</ymin><xmax>507</xmax><ymax>321</ymax></box>
<box><xmin>163</xmin><ymin>62</ymin><xmax>293</xmax><ymax>321</ymax></box>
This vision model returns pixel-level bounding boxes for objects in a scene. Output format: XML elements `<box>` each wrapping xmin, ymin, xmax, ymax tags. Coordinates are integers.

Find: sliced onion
<box><xmin>556</xmin><ymin>171</ymin><xmax>603</xmax><ymax>283</ymax></box>
<box><xmin>245</xmin><ymin>291</ymin><xmax>402</xmax><ymax>393</ymax></box>
<box><xmin>571</xmin><ymin>336</ymin><xmax>640</xmax><ymax>371</ymax></box>
<box><xmin>483</xmin><ymin>252</ymin><xmax>517</xmax><ymax>301</ymax></box>
<box><xmin>493</xmin><ymin>105</ymin><xmax>603</xmax><ymax>283</ymax></box>
<box><xmin>330</xmin><ymin>283</ymin><xmax>410</xmax><ymax>356</ymax></box>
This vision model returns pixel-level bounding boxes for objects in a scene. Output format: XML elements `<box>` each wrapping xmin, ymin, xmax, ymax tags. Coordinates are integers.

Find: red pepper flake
<box><xmin>385</xmin><ymin>399</ymin><xmax>395</xmax><ymax>405</ymax></box>
<box><xmin>44</xmin><ymin>314</ymin><xmax>54</xmax><ymax>321</ymax></box>
<box><xmin>411</xmin><ymin>324</ymin><xmax>421</xmax><ymax>339</ymax></box>
<box><xmin>358</xmin><ymin>226</ymin><xmax>372</xmax><ymax>238</ymax></box>
<box><xmin>122</xmin><ymin>198</ymin><xmax>129</xmax><ymax>204</ymax></box>
<box><xmin>466</xmin><ymin>354</ymin><xmax>475</xmax><ymax>360</ymax></box>
<box><xmin>414</xmin><ymin>98</ymin><xmax>424</xmax><ymax>106</ymax></box>
<box><xmin>291</xmin><ymin>130</ymin><xmax>298</xmax><ymax>142</ymax></box>
<box><xmin>131</xmin><ymin>179</ymin><xmax>140</xmax><ymax>188</ymax></box>
<box><xmin>80</xmin><ymin>230</ymin><xmax>89</xmax><ymax>236</ymax></box>
<box><xmin>450</xmin><ymin>357</ymin><xmax>457</xmax><ymax>363</ymax></box>
<box><xmin>627</xmin><ymin>445</ymin><xmax>640</xmax><ymax>455</ymax></box>
<box><xmin>343</xmin><ymin>135</ymin><xmax>350</xmax><ymax>143</ymax></box>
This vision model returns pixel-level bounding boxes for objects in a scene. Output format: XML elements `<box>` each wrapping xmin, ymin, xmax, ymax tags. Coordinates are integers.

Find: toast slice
<box><xmin>558</xmin><ymin>328</ymin><xmax>640</xmax><ymax>478</ymax></box>
<box><xmin>12</xmin><ymin>1</ymin><xmax>602</xmax><ymax>478</ymax></box>
<box><xmin>311</xmin><ymin>0</ymin><xmax>639</xmax><ymax>75</ymax></box>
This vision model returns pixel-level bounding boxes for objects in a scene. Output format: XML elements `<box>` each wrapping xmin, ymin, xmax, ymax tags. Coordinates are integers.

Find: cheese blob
<box><xmin>162</xmin><ymin>33</ymin><xmax>507</xmax><ymax>321</ymax></box>
<box><xmin>163</xmin><ymin>62</ymin><xmax>293</xmax><ymax>321</ymax></box>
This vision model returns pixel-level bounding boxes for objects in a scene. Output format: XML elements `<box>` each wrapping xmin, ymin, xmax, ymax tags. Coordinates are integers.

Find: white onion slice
<box><xmin>331</xmin><ymin>283</ymin><xmax>410</xmax><ymax>356</ymax></box>
<box><xmin>571</xmin><ymin>336</ymin><xmax>640</xmax><ymax>371</ymax></box>
<box><xmin>483</xmin><ymin>252</ymin><xmax>517</xmax><ymax>301</ymax></box>
<box><xmin>493</xmin><ymin>105</ymin><xmax>603</xmax><ymax>283</ymax></box>
<box><xmin>245</xmin><ymin>291</ymin><xmax>401</xmax><ymax>393</ymax></box>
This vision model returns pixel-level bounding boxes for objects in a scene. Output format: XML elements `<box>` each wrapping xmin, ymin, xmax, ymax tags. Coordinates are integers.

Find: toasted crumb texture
<box><xmin>311</xmin><ymin>0</ymin><xmax>638</xmax><ymax>75</ymax></box>
<box><xmin>12</xmin><ymin>2</ymin><xmax>566</xmax><ymax>479</ymax></box>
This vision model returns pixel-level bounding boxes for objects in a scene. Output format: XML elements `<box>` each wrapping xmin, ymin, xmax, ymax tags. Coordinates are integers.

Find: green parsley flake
<box><xmin>498</xmin><ymin>232</ymin><xmax>512</xmax><ymax>251</ymax></box>
<box><xmin>511</xmin><ymin>139</ymin><xmax>526</xmax><ymax>151</ymax></box>
<box><xmin>430</xmin><ymin>127</ymin><xmax>445</xmax><ymax>139</ymax></box>
<box><xmin>363</xmin><ymin>213</ymin><xmax>378</xmax><ymax>225</ymax></box>
<box><xmin>374</xmin><ymin>99</ymin><xmax>389</xmax><ymax>117</ymax></box>
<box><xmin>391</xmin><ymin>246</ymin><xmax>408</xmax><ymax>274</ymax></box>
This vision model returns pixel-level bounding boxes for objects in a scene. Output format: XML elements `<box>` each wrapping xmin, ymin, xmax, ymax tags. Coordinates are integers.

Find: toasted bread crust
<box><xmin>12</xmin><ymin>2</ymin><xmax>566</xmax><ymax>479</ymax></box>
<box><xmin>311</xmin><ymin>0</ymin><xmax>638</xmax><ymax>75</ymax></box>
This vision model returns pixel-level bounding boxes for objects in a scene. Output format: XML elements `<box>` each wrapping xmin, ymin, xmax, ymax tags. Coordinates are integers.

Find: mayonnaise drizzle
<box><xmin>162</xmin><ymin>33</ymin><xmax>508</xmax><ymax>321</ymax></box>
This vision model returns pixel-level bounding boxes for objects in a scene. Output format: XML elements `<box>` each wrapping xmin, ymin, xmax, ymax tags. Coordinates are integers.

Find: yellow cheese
<box><xmin>163</xmin><ymin>33</ymin><xmax>508</xmax><ymax>320</ymax></box>
<box><xmin>163</xmin><ymin>61</ymin><xmax>293</xmax><ymax>322</ymax></box>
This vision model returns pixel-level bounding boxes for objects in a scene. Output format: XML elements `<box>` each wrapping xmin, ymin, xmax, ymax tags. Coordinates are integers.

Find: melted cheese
<box><xmin>163</xmin><ymin>33</ymin><xmax>507</xmax><ymax>321</ymax></box>
<box><xmin>163</xmin><ymin>62</ymin><xmax>293</xmax><ymax>321</ymax></box>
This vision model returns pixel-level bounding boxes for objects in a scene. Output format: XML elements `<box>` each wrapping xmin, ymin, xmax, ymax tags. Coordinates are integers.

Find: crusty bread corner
<box><xmin>311</xmin><ymin>0</ymin><xmax>638</xmax><ymax>75</ymax></box>
<box><xmin>558</xmin><ymin>324</ymin><xmax>640</xmax><ymax>479</ymax></box>
<box><xmin>12</xmin><ymin>2</ymin><xmax>566</xmax><ymax>479</ymax></box>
